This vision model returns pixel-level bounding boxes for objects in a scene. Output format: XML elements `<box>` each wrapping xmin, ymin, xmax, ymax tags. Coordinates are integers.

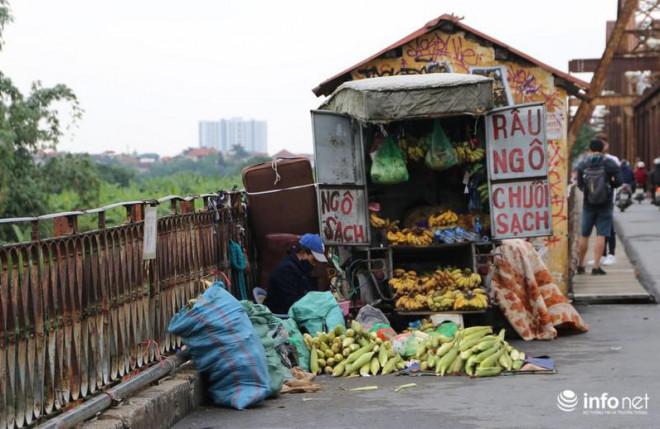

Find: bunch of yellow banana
<box><xmin>455</xmin><ymin>269</ymin><xmax>482</xmax><ymax>290</ymax></box>
<box><xmin>404</xmin><ymin>227</ymin><xmax>433</xmax><ymax>246</ymax></box>
<box><xmin>306</xmin><ymin>321</ymin><xmax>405</xmax><ymax>376</ymax></box>
<box><xmin>454</xmin><ymin>142</ymin><xmax>486</xmax><ymax>164</ymax></box>
<box><xmin>432</xmin><ymin>269</ymin><xmax>458</xmax><ymax>290</ymax></box>
<box><xmin>412</xmin><ymin>326</ymin><xmax>526</xmax><ymax>376</ymax></box>
<box><xmin>426</xmin><ymin>290</ymin><xmax>455</xmax><ymax>311</ymax></box>
<box><xmin>395</xmin><ymin>293</ymin><xmax>427</xmax><ymax>311</ymax></box>
<box><xmin>398</xmin><ymin>135</ymin><xmax>430</xmax><ymax>162</ymax></box>
<box><xmin>453</xmin><ymin>289</ymin><xmax>489</xmax><ymax>311</ymax></box>
<box><xmin>386</xmin><ymin>228</ymin><xmax>408</xmax><ymax>245</ymax></box>
<box><xmin>477</xmin><ymin>183</ymin><xmax>490</xmax><ymax>204</ymax></box>
<box><xmin>370</xmin><ymin>213</ymin><xmax>400</xmax><ymax>229</ymax></box>
<box><xmin>429</xmin><ymin>210</ymin><xmax>458</xmax><ymax>227</ymax></box>
<box><xmin>388</xmin><ymin>271</ymin><xmax>417</xmax><ymax>296</ymax></box>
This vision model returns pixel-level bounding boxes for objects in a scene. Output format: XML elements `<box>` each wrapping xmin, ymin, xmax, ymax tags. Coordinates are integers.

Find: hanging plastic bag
<box><xmin>425</xmin><ymin>120</ymin><xmax>459</xmax><ymax>171</ymax></box>
<box><xmin>370</xmin><ymin>135</ymin><xmax>409</xmax><ymax>184</ymax></box>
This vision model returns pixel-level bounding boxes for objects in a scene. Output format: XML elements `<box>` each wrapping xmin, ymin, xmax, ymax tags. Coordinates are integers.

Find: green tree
<box><xmin>231</xmin><ymin>144</ymin><xmax>250</xmax><ymax>159</ymax></box>
<box><xmin>41</xmin><ymin>153</ymin><xmax>100</xmax><ymax>208</ymax></box>
<box><xmin>570</xmin><ymin>124</ymin><xmax>596</xmax><ymax>163</ymax></box>
<box><xmin>0</xmin><ymin>1</ymin><xmax>83</xmax><ymax>240</ymax></box>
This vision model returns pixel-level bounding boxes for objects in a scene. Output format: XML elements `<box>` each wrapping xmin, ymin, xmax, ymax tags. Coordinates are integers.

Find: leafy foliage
<box><xmin>570</xmin><ymin>124</ymin><xmax>596</xmax><ymax>163</ymax></box>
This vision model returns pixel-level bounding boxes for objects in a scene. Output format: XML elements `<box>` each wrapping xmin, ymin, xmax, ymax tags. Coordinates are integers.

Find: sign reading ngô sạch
<box><xmin>485</xmin><ymin>103</ymin><xmax>553</xmax><ymax>239</ymax></box>
<box><xmin>318</xmin><ymin>187</ymin><xmax>369</xmax><ymax>245</ymax></box>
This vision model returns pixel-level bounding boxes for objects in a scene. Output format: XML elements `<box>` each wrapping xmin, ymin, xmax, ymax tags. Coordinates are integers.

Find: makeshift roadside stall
<box><xmin>310</xmin><ymin>74</ymin><xmax>556</xmax><ymax>327</ymax></box>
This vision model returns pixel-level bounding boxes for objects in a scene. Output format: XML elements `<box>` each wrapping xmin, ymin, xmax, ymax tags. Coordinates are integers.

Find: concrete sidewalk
<box><xmin>613</xmin><ymin>201</ymin><xmax>660</xmax><ymax>298</ymax></box>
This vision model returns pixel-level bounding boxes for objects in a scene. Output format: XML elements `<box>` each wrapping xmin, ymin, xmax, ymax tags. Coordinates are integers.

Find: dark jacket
<box><xmin>651</xmin><ymin>166</ymin><xmax>660</xmax><ymax>188</ymax></box>
<box><xmin>264</xmin><ymin>253</ymin><xmax>318</xmax><ymax>315</ymax></box>
<box><xmin>577</xmin><ymin>154</ymin><xmax>623</xmax><ymax>208</ymax></box>
<box><xmin>621</xmin><ymin>163</ymin><xmax>635</xmax><ymax>185</ymax></box>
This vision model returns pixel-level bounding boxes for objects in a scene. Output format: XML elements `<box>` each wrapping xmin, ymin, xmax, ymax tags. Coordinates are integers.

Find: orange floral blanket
<box><xmin>491</xmin><ymin>239</ymin><xmax>589</xmax><ymax>341</ymax></box>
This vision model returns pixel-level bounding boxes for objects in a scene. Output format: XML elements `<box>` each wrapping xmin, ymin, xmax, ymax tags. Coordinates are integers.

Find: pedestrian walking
<box><xmin>652</xmin><ymin>157</ymin><xmax>660</xmax><ymax>204</ymax></box>
<box><xmin>577</xmin><ymin>139</ymin><xmax>623</xmax><ymax>275</ymax></box>
<box><xmin>620</xmin><ymin>160</ymin><xmax>635</xmax><ymax>186</ymax></box>
<box><xmin>634</xmin><ymin>161</ymin><xmax>648</xmax><ymax>193</ymax></box>
<box><xmin>599</xmin><ymin>136</ymin><xmax>619</xmax><ymax>266</ymax></box>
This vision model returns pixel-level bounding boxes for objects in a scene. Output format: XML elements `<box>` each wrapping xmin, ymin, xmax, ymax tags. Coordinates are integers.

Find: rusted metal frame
<box><xmin>63</xmin><ymin>238</ymin><xmax>81</xmax><ymax>402</ymax></box>
<box><xmin>569</xmin><ymin>95</ymin><xmax>639</xmax><ymax>107</ymax></box>
<box><xmin>118</xmin><ymin>227</ymin><xmax>134</xmax><ymax>374</ymax></box>
<box><xmin>19</xmin><ymin>246</ymin><xmax>36</xmax><ymax>426</ymax></box>
<box><xmin>82</xmin><ymin>235</ymin><xmax>100</xmax><ymax>395</ymax></box>
<box><xmin>108</xmin><ymin>229</ymin><xmax>126</xmax><ymax>378</ymax></box>
<box><xmin>568</xmin><ymin>0</ymin><xmax>640</xmax><ymax>149</ymax></box>
<box><xmin>28</xmin><ymin>245</ymin><xmax>45</xmax><ymax>423</ymax></box>
<box><xmin>96</xmin><ymin>232</ymin><xmax>110</xmax><ymax>386</ymax></box>
<box><xmin>104</xmin><ymin>230</ymin><xmax>119</xmax><ymax>381</ymax></box>
<box><xmin>171</xmin><ymin>216</ymin><xmax>183</xmax><ymax>351</ymax></box>
<box><xmin>1</xmin><ymin>249</ymin><xmax>10</xmax><ymax>429</ymax></box>
<box><xmin>78</xmin><ymin>236</ymin><xmax>92</xmax><ymax>398</ymax></box>
<box><xmin>42</xmin><ymin>243</ymin><xmax>56</xmax><ymax>415</ymax></box>
<box><xmin>7</xmin><ymin>247</ymin><xmax>25</xmax><ymax>428</ymax></box>
<box><xmin>127</xmin><ymin>225</ymin><xmax>144</xmax><ymax>368</ymax></box>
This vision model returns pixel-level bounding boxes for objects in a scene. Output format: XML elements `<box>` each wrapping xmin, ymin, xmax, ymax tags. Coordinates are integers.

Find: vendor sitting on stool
<box><xmin>264</xmin><ymin>233</ymin><xmax>327</xmax><ymax>315</ymax></box>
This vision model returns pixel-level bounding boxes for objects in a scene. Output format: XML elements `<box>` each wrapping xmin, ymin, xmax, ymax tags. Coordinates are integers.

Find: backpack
<box><xmin>583</xmin><ymin>162</ymin><xmax>611</xmax><ymax>205</ymax></box>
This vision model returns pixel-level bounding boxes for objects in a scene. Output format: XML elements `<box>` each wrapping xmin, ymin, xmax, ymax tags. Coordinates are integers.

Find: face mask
<box><xmin>300</xmin><ymin>259</ymin><xmax>314</xmax><ymax>271</ymax></box>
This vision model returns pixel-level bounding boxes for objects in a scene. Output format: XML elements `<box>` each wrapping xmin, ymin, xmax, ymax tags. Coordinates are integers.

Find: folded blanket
<box><xmin>491</xmin><ymin>239</ymin><xmax>589</xmax><ymax>340</ymax></box>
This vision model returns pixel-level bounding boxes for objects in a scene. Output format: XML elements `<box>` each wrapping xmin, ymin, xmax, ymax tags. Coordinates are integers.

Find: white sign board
<box><xmin>486</xmin><ymin>103</ymin><xmax>552</xmax><ymax>240</ymax></box>
<box><xmin>143</xmin><ymin>206</ymin><xmax>158</xmax><ymax>260</ymax></box>
<box><xmin>318</xmin><ymin>187</ymin><xmax>369</xmax><ymax>245</ymax></box>
<box><xmin>486</xmin><ymin>103</ymin><xmax>548</xmax><ymax>180</ymax></box>
<box><xmin>490</xmin><ymin>179</ymin><xmax>552</xmax><ymax>239</ymax></box>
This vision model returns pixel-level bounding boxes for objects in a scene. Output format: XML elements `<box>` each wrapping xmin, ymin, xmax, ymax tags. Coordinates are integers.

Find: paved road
<box><xmin>175</xmin><ymin>203</ymin><xmax>660</xmax><ymax>429</ymax></box>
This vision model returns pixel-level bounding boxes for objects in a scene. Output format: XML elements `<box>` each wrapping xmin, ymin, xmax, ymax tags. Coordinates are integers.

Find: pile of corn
<box><xmin>413</xmin><ymin>326</ymin><xmax>526</xmax><ymax>377</ymax></box>
<box><xmin>304</xmin><ymin>321</ymin><xmax>404</xmax><ymax>377</ymax></box>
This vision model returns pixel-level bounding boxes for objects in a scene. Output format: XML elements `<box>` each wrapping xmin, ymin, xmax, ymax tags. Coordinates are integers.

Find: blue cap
<box><xmin>299</xmin><ymin>233</ymin><xmax>327</xmax><ymax>263</ymax></box>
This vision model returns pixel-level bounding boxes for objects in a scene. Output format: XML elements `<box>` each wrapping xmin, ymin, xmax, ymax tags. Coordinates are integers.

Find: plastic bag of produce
<box><xmin>425</xmin><ymin>120</ymin><xmax>458</xmax><ymax>171</ymax></box>
<box><xmin>168</xmin><ymin>283</ymin><xmax>270</xmax><ymax>410</ymax></box>
<box><xmin>281</xmin><ymin>318</ymin><xmax>310</xmax><ymax>371</ymax></box>
<box><xmin>370</xmin><ymin>135</ymin><xmax>409</xmax><ymax>184</ymax></box>
<box><xmin>356</xmin><ymin>305</ymin><xmax>390</xmax><ymax>330</ymax></box>
<box><xmin>288</xmin><ymin>291</ymin><xmax>346</xmax><ymax>335</ymax></box>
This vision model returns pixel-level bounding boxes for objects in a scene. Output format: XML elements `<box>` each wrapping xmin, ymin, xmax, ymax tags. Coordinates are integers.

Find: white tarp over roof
<box><xmin>318</xmin><ymin>74</ymin><xmax>494</xmax><ymax>122</ymax></box>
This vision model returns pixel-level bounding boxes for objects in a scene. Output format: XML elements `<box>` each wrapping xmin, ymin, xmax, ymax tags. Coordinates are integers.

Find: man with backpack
<box><xmin>577</xmin><ymin>139</ymin><xmax>623</xmax><ymax>275</ymax></box>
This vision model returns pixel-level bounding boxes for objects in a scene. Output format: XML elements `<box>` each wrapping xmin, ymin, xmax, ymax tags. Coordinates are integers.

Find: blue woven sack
<box><xmin>168</xmin><ymin>282</ymin><xmax>270</xmax><ymax>409</ymax></box>
<box><xmin>287</xmin><ymin>291</ymin><xmax>345</xmax><ymax>335</ymax></box>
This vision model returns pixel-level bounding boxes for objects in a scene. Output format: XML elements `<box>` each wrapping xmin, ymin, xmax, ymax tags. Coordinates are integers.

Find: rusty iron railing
<box><xmin>0</xmin><ymin>191</ymin><xmax>252</xmax><ymax>428</ymax></box>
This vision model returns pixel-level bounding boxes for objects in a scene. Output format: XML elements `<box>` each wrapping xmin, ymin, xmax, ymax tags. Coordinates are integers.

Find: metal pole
<box><xmin>38</xmin><ymin>349</ymin><xmax>190</xmax><ymax>429</ymax></box>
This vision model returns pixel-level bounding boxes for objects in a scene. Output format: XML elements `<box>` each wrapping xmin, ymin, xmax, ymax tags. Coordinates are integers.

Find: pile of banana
<box><xmin>427</xmin><ymin>290</ymin><xmax>456</xmax><ymax>311</ymax></box>
<box><xmin>454</xmin><ymin>268</ymin><xmax>482</xmax><ymax>289</ymax></box>
<box><xmin>390</xmin><ymin>267</ymin><xmax>489</xmax><ymax>312</ymax></box>
<box><xmin>370</xmin><ymin>213</ymin><xmax>400</xmax><ymax>229</ymax></box>
<box><xmin>413</xmin><ymin>326</ymin><xmax>526</xmax><ymax>377</ymax></box>
<box><xmin>386</xmin><ymin>227</ymin><xmax>433</xmax><ymax>246</ymax></box>
<box><xmin>453</xmin><ymin>289</ymin><xmax>489</xmax><ymax>311</ymax></box>
<box><xmin>454</xmin><ymin>142</ymin><xmax>486</xmax><ymax>164</ymax></box>
<box><xmin>305</xmin><ymin>321</ymin><xmax>405</xmax><ymax>376</ymax></box>
<box><xmin>477</xmin><ymin>183</ymin><xmax>489</xmax><ymax>204</ymax></box>
<box><xmin>399</xmin><ymin>135</ymin><xmax>430</xmax><ymax>162</ymax></box>
<box><xmin>428</xmin><ymin>210</ymin><xmax>458</xmax><ymax>227</ymax></box>
<box><xmin>395</xmin><ymin>294</ymin><xmax>427</xmax><ymax>311</ymax></box>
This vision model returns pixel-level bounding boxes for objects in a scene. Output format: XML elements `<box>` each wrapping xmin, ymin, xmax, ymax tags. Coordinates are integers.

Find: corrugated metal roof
<box><xmin>312</xmin><ymin>14</ymin><xmax>590</xmax><ymax>97</ymax></box>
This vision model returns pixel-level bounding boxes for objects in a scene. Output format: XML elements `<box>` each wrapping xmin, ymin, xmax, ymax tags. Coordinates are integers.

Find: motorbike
<box><xmin>634</xmin><ymin>187</ymin><xmax>645</xmax><ymax>204</ymax></box>
<box><xmin>654</xmin><ymin>186</ymin><xmax>660</xmax><ymax>209</ymax></box>
<box><xmin>617</xmin><ymin>184</ymin><xmax>633</xmax><ymax>212</ymax></box>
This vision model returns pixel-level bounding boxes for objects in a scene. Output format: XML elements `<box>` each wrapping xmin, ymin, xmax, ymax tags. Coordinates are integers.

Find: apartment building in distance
<box><xmin>198</xmin><ymin>118</ymin><xmax>267</xmax><ymax>154</ymax></box>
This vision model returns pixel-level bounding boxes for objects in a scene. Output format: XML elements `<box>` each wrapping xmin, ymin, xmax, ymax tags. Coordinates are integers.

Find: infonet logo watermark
<box><xmin>557</xmin><ymin>390</ymin><xmax>649</xmax><ymax>415</ymax></box>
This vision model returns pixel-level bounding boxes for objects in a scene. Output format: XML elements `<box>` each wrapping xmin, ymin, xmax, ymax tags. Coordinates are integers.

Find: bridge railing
<box><xmin>0</xmin><ymin>191</ymin><xmax>252</xmax><ymax>428</ymax></box>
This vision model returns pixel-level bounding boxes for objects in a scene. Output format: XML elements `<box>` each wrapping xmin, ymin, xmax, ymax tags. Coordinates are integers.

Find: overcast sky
<box><xmin>2</xmin><ymin>0</ymin><xmax>617</xmax><ymax>156</ymax></box>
